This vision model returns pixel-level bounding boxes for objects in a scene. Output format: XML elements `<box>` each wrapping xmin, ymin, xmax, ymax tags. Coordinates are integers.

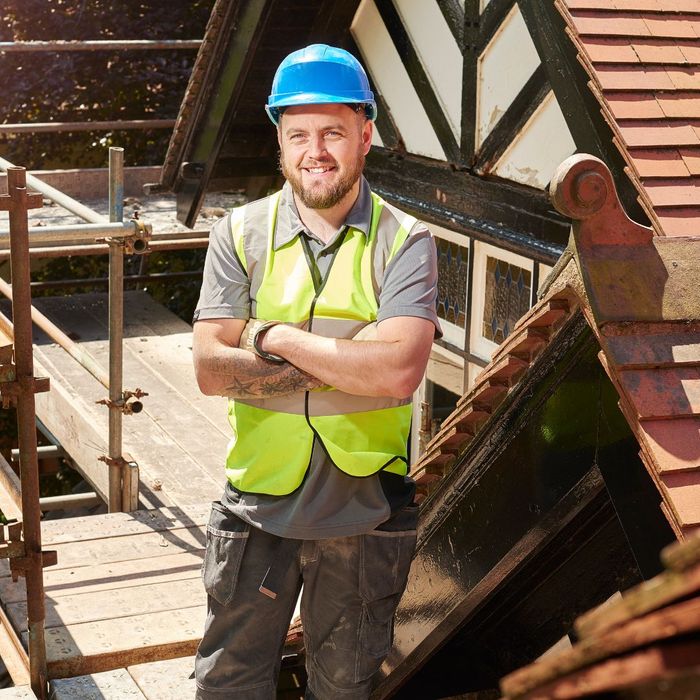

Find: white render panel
<box><xmin>494</xmin><ymin>91</ymin><xmax>576</xmax><ymax>189</ymax></box>
<box><xmin>476</xmin><ymin>4</ymin><xmax>540</xmax><ymax>148</ymax></box>
<box><xmin>393</xmin><ymin>0</ymin><xmax>463</xmax><ymax>142</ymax></box>
<box><xmin>371</xmin><ymin>124</ymin><xmax>384</xmax><ymax>148</ymax></box>
<box><xmin>352</xmin><ymin>0</ymin><xmax>446</xmax><ymax>160</ymax></box>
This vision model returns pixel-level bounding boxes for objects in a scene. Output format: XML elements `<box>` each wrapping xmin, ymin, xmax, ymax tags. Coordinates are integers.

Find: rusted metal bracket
<box><xmin>0</xmin><ymin>521</ymin><xmax>56</xmax><ymax>581</ymax></box>
<box><xmin>0</xmin><ymin>341</ymin><xmax>50</xmax><ymax>408</ymax></box>
<box><xmin>95</xmin><ymin>387</ymin><xmax>148</xmax><ymax>415</ymax></box>
<box><xmin>10</xmin><ymin>550</ymin><xmax>58</xmax><ymax>583</ymax></box>
<box><xmin>96</xmin><ymin>218</ymin><xmax>151</xmax><ymax>254</ymax></box>
<box><xmin>0</xmin><ymin>375</ymin><xmax>50</xmax><ymax>409</ymax></box>
<box><xmin>97</xmin><ymin>454</ymin><xmax>137</xmax><ymax>470</ymax></box>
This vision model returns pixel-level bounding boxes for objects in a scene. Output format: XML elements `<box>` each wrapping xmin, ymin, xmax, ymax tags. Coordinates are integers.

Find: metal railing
<box><xmin>0</xmin><ymin>149</ymin><xmax>157</xmax><ymax>696</ymax></box>
<box><xmin>0</xmin><ymin>166</ymin><xmax>52</xmax><ymax>698</ymax></box>
<box><xmin>0</xmin><ymin>148</ymin><xmax>150</xmax><ymax>512</ymax></box>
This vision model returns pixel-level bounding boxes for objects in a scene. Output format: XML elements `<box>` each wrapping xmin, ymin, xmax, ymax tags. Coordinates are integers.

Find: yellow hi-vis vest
<box><xmin>225</xmin><ymin>189</ymin><xmax>417</xmax><ymax>496</ymax></box>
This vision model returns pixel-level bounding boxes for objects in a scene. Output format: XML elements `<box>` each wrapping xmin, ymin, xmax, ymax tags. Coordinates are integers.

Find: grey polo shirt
<box><xmin>194</xmin><ymin>178</ymin><xmax>440</xmax><ymax>539</ymax></box>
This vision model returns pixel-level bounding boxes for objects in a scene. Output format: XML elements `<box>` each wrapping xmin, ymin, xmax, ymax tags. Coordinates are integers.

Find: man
<box><xmin>192</xmin><ymin>44</ymin><xmax>440</xmax><ymax>699</ymax></box>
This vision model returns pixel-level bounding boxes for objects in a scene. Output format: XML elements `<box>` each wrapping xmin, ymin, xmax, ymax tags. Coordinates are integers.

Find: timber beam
<box><xmin>365</xmin><ymin>149</ymin><xmax>568</xmax><ymax>263</ymax></box>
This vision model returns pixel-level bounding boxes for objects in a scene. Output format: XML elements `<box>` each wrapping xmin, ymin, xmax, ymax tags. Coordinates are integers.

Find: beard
<box><xmin>280</xmin><ymin>151</ymin><xmax>365</xmax><ymax>210</ymax></box>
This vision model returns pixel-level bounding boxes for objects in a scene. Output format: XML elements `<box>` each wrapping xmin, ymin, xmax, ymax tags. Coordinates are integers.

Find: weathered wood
<box><xmin>501</xmin><ymin>595</ymin><xmax>700</xmax><ymax>697</ymax></box>
<box><xmin>27</xmin><ymin>293</ymin><xmax>226</xmax><ymax>506</ymax></box>
<box><xmin>0</xmin><ymin>602</ymin><xmax>29</xmax><ymax>686</ymax></box>
<box><xmin>575</xmin><ymin>562</ymin><xmax>700</xmax><ymax>640</ymax></box>
<box><xmin>0</xmin><ymin>551</ymin><xmax>203</xmax><ymax>605</ymax></box>
<box><xmin>0</xmin><ymin>452</ymin><xmax>22</xmax><ymax>521</ymax></box>
<box><xmin>37</xmin><ymin>503</ymin><xmax>209</xmax><ymax>546</ymax></box>
<box><xmin>9</xmin><ymin>577</ymin><xmax>205</xmax><ymax>632</ymax></box>
<box><xmin>32</xmin><ymin>344</ymin><xmax>214</xmax><ymax>507</ymax></box>
<box><xmin>30</xmin><ymin>351</ymin><xmax>111</xmax><ymax>502</ymax></box>
<box><xmin>0</xmin><ymin>687</ymin><xmax>34</xmax><ymax>699</ymax></box>
<box><xmin>516</xmin><ymin>639</ymin><xmax>700</xmax><ymax>699</ymax></box>
<box><xmin>127</xmin><ymin>656</ymin><xmax>197</xmax><ymax>699</ymax></box>
<box><xmin>0</xmin><ymin>524</ymin><xmax>205</xmax><ymax>578</ymax></box>
<box><xmin>42</xmin><ymin>605</ymin><xmax>206</xmax><ymax>678</ymax></box>
<box><xmin>365</xmin><ymin>149</ymin><xmax>568</xmax><ymax>263</ymax></box>
<box><xmin>51</xmin><ymin>668</ymin><xmax>148</xmax><ymax>699</ymax></box>
<box><xmin>376</xmin><ymin>467</ymin><xmax>608</xmax><ymax>697</ymax></box>
<box><xmin>662</xmin><ymin>533</ymin><xmax>700</xmax><ymax>573</ymax></box>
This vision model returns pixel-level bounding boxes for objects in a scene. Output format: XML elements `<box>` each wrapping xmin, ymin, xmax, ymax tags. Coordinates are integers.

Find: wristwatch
<box><xmin>251</xmin><ymin>321</ymin><xmax>285</xmax><ymax>363</ymax></box>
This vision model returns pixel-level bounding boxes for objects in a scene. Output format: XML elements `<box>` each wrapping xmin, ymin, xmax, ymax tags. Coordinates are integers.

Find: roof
<box><xmin>557</xmin><ymin>0</ymin><xmax>700</xmax><ymax>237</ymax></box>
<box><xmin>412</xmin><ymin>0</ymin><xmax>700</xmax><ymax>541</ymax></box>
<box><xmin>412</xmin><ymin>153</ymin><xmax>700</xmax><ymax>541</ymax></box>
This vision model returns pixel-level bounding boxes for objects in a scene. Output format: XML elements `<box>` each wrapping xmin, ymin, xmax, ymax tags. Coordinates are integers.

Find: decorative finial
<box><xmin>549</xmin><ymin>154</ymin><xmax>612</xmax><ymax>220</ymax></box>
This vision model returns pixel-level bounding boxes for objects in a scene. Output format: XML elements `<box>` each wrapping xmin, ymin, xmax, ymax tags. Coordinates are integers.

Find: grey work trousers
<box><xmin>194</xmin><ymin>501</ymin><xmax>418</xmax><ymax>700</ymax></box>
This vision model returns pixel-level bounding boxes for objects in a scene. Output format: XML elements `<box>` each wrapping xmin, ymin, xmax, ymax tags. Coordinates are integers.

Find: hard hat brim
<box><xmin>266</xmin><ymin>96</ymin><xmax>377</xmax><ymax>125</ymax></box>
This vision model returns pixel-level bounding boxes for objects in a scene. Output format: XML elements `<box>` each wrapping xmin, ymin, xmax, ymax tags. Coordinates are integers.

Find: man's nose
<box><xmin>307</xmin><ymin>134</ymin><xmax>328</xmax><ymax>159</ymax></box>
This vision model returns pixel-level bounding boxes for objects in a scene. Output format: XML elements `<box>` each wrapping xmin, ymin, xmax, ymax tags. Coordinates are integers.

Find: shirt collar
<box><xmin>273</xmin><ymin>176</ymin><xmax>373</xmax><ymax>250</ymax></box>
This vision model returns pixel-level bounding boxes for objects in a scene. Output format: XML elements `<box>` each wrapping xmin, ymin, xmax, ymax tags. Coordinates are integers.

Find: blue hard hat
<box><xmin>266</xmin><ymin>44</ymin><xmax>377</xmax><ymax>125</ymax></box>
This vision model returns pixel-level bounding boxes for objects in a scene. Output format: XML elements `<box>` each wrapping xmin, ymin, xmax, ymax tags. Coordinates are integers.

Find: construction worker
<box><xmin>192</xmin><ymin>44</ymin><xmax>440</xmax><ymax>699</ymax></box>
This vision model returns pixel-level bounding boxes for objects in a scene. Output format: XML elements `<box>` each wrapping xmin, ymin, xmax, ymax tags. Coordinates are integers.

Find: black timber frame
<box><xmin>365</xmin><ymin>149</ymin><xmax>568</xmax><ymax>264</ymax></box>
<box><xmin>169</xmin><ymin>0</ymin><xmax>591</xmax><ymax>246</ymax></box>
<box><xmin>167</xmin><ymin>0</ymin><xmax>647</xmax><ymax>256</ymax></box>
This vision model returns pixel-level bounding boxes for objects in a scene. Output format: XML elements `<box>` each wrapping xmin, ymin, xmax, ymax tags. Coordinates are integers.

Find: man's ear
<box><xmin>361</xmin><ymin>119</ymin><xmax>373</xmax><ymax>156</ymax></box>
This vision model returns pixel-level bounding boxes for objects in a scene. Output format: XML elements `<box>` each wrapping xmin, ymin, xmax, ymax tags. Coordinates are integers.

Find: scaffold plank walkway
<box><xmin>0</xmin><ymin>505</ymin><xmax>208</xmax><ymax>680</ymax></box>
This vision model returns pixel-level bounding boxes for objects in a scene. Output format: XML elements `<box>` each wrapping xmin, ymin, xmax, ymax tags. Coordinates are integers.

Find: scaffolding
<box><xmin>0</xmin><ymin>149</ymin><xmax>156</xmax><ymax>695</ymax></box>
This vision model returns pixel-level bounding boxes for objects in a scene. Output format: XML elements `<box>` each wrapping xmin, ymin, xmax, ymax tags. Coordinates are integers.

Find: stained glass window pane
<box><xmin>435</xmin><ymin>238</ymin><xmax>468</xmax><ymax>329</ymax></box>
<box><xmin>482</xmin><ymin>256</ymin><xmax>531</xmax><ymax>344</ymax></box>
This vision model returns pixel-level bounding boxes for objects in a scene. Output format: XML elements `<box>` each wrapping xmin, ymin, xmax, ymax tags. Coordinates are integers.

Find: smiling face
<box><xmin>278</xmin><ymin>103</ymin><xmax>373</xmax><ymax>211</ymax></box>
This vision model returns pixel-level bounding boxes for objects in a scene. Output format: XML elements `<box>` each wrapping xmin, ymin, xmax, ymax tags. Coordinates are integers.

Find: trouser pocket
<box><xmin>357</xmin><ymin>504</ymin><xmax>418</xmax><ymax>680</ymax></box>
<box><xmin>202</xmin><ymin>501</ymin><xmax>250</xmax><ymax>606</ymax></box>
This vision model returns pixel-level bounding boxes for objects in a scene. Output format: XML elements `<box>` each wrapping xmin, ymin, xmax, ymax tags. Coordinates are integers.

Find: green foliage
<box><xmin>1</xmin><ymin>0</ymin><xmax>215</xmax><ymax>168</ymax></box>
<box><xmin>141</xmin><ymin>248</ymin><xmax>207</xmax><ymax>321</ymax></box>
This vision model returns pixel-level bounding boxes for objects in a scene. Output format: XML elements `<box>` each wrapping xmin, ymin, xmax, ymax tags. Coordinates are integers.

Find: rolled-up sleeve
<box><xmin>193</xmin><ymin>214</ymin><xmax>250</xmax><ymax>323</ymax></box>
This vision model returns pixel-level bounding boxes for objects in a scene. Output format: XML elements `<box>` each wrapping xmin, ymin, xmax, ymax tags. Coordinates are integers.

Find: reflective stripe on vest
<box><xmin>226</xmin><ymin>190</ymin><xmax>417</xmax><ymax>496</ymax></box>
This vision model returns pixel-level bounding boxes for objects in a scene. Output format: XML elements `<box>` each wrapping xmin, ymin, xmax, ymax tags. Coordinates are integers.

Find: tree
<box><xmin>1</xmin><ymin>0</ymin><xmax>215</xmax><ymax>169</ymax></box>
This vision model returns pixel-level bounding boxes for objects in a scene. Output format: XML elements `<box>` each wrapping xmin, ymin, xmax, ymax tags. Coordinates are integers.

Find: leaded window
<box><xmin>436</xmin><ymin>238</ymin><xmax>468</xmax><ymax>329</ymax></box>
<box><xmin>482</xmin><ymin>256</ymin><xmax>531</xmax><ymax>343</ymax></box>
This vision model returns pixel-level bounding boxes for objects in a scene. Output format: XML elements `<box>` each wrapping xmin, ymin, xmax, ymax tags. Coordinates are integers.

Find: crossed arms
<box><xmin>192</xmin><ymin>316</ymin><xmax>434</xmax><ymax>400</ymax></box>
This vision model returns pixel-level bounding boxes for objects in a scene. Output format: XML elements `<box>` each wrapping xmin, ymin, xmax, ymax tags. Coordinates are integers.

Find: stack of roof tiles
<box><xmin>500</xmin><ymin>534</ymin><xmax>700</xmax><ymax>698</ymax></box>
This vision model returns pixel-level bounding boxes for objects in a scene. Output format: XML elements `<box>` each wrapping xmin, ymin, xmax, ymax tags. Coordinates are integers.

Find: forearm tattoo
<box><xmin>214</xmin><ymin>356</ymin><xmax>322</xmax><ymax>398</ymax></box>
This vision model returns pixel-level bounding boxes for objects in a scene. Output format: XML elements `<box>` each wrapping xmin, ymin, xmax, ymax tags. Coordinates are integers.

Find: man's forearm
<box><xmin>259</xmin><ymin>322</ymin><xmax>431</xmax><ymax>399</ymax></box>
<box><xmin>196</xmin><ymin>345</ymin><xmax>322</xmax><ymax>398</ymax></box>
